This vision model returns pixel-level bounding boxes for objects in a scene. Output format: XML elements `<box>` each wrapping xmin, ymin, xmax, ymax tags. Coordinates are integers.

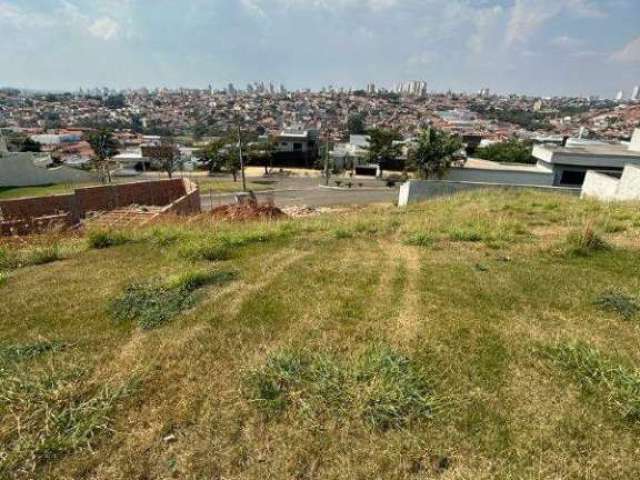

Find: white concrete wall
<box><xmin>398</xmin><ymin>180</ymin><xmax>579</xmax><ymax>206</ymax></box>
<box><xmin>616</xmin><ymin>165</ymin><xmax>640</xmax><ymax>200</ymax></box>
<box><xmin>629</xmin><ymin>129</ymin><xmax>640</xmax><ymax>153</ymax></box>
<box><xmin>442</xmin><ymin>167</ymin><xmax>554</xmax><ymax>186</ymax></box>
<box><xmin>0</xmin><ymin>153</ymin><xmax>97</xmax><ymax>186</ymax></box>
<box><xmin>581</xmin><ymin>171</ymin><xmax>620</xmax><ymax>200</ymax></box>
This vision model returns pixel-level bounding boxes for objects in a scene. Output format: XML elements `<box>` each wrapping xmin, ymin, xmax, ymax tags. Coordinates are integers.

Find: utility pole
<box><xmin>324</xmin><ymin>128</ymin><xmax>330</xmax><ymax>186</ymax></box>
<box><xmin>237</xmin><ymin>118</ymin><xmax>246</xmax><ymax>192</ymax></box>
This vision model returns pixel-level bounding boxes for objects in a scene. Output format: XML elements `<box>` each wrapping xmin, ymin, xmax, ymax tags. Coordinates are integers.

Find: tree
<box><xmin>144</xmin><ymin>142</ymin><xmax>181</xmax><ymax>179</ymax></box>
<box><xmin>365</xmin><ymin>128</ymin><xmax>402</xmax><ymax>173</ymax></box>
<box><xmin>408</xmin><ymin>127</ymin><xmax>464</xmax><ymax>179</ymax></box>
<box><xmin>347</xmin><ymin>113</ymin><xmax>367</xmax><ymax>135</ymax></box>
<box><xmin>199</xmin><ymin>138</ymin><xmax>228</xmax><ymax>173</ymax></box>
<box><xmin>220</xmin><ymin>143</ymin><xmax>241</xmax><ymax>182</ymax></box>
<box><xmin>475</xmin><ymin>139</ymin><xmax>535</xmax><ymax>164</ymax></box>
<box><xmin>86</xmin><ymin>129</ymin><xmax>119</xmax><ymax>183</ymax></box>
<box><xmin>21</xmin><ymin>137</ymin><xmax>41</xmax><ymax>152</ymax></box>
<box><xmin>104</xmin><ymin>94</ymin><xmax>126</xmax><ymax>110</ymax></box>
<box><xmin>247</xmin><ymin>137</ymin><xmax>275</xmax><ymax>175</ymax></box>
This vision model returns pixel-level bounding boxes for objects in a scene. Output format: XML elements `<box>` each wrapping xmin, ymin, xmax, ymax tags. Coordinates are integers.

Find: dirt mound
<box><xmin>211</xmin><ymin>200</ymin><xmax>286</xmax><ymax>221</ymax></box>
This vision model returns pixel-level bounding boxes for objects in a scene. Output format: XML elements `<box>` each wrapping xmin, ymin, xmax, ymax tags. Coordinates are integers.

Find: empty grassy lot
<box><xmin>1</xmin><ymin>190</ymin><xmax>640</xmax><ymax>479</ymax></box>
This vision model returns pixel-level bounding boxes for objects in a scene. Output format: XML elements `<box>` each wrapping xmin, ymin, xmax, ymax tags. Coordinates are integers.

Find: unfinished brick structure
<box><xmin>0</xmin><ymin>178</ymin><xmax>200</xmax><ymax>235</ymax></box>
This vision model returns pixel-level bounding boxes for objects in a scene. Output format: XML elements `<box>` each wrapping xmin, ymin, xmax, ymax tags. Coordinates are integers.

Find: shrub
<box><xmin>87</xmin><ymin>230</ymin><xmax>131</xmax><ymax>249</ymax></box>
<box><xmin>543</xmin><ymin>342</ymin><xmax>640</xmax><ymax>421</ymax></box>
<box><xmin>564</xmin><ymin>226</ymin><xmax>610</xmax><ymax>256</ymax></box>
<box><xmin>594</xmin><ymin>290</ymin><xmax>639</xmax><ymax>321</ymax></box>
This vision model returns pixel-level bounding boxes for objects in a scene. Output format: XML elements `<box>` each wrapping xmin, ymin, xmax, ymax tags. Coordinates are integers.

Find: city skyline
<box><xmin>1</xmin><ymin>0</ymin><xmax>639</xmax><ymax>97</ymax></box>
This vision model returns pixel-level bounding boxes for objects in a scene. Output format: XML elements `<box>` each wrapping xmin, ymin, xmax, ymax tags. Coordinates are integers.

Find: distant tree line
<box><xmin>471</xmin><ymin>105</ymin><xmax>552</xmax><ymax>130</ymax></box>
<box><xmin>475</xmin><ymin>139</ymin><xmax>535</xmax><ymax>164</ymax></box>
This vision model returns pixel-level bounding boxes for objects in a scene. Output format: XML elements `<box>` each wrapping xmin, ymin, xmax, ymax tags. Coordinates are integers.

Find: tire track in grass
<box><xmin>379</xmin><ymin>240</ymin><xmax>424</xmax><ymax>346</ymax></box>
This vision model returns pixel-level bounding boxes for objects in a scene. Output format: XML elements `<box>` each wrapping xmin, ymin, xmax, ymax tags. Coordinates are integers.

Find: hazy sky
<box><xmin>1</xmin><ymin>0</ymin><xmax>639</xmax><ymax>97</ymax></box>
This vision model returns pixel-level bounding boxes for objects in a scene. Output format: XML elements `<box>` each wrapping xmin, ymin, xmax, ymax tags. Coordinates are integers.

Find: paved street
<box><xmin>197</xmin><ymin>175</ymin><xmax>400</xmax><ymax>209</ymax></box>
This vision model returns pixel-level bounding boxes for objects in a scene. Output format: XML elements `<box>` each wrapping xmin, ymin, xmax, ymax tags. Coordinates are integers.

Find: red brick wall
<box><xmin>0</xmin><ymin>194</ymin><xmax>78</xmax><ymax>221</ymax></box>
<box><xmin>0</xmin><ymin>179</ymin><xmax>199</xmax><ymax>236</ymax></box>
<box><xmin>75</xmin><ymin>179</ymin><xmax>186</xmax><ymax>213</ymax></box>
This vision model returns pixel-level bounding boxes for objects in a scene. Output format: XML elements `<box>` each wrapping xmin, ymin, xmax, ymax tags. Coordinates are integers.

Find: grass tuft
<box><xmin>178</xmin><ymin>239</ymin><xmax>231</xmax><ymax>262</ymax></box>
<box><xmin>543</xmin><ymin>342</ymin><xmax>640</xmax><ymax>422</ymax></box>
<box><xmin>244</xmin><ymin>345</ymin><xmax>434</xmax><ymax>430</ymax></box>
<box><xmin>404</xmin><ymin>232</ymin><xmax>434</xmax><ymax>247</ymax></box>
<box><xmin>594</xmin><ymin>290</ymin><xmax>639</xmax><ymax>321</ymax></box>
<box><xmin>449</xmin><ymin>228</ymin><xmax>483</xmax><ymax>242</ymax></box>
<box><xmin>87</xmin><ymin>229</ymin><xmax>132</xmax><ymax>249</ymax></box>
<box><xmin>563</xmin><ymin>226</ymin><xmax>610</xmax><ymax>256</ymax></box>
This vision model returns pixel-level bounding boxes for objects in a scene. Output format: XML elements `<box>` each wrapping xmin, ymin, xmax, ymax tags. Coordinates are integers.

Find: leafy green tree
<box><xmin>365</xmin><ymin>128</ymin><xmax>402</xmax><ymax>172</ymax></box>
<box><xmin>408</xmin><ymin>128</ymin><xmax>464</xmax><ymax>179</ymax></box>
<box><xmin>199</xmin><ymin>138</ymin><xmax>228</xmax><ymax>173</ymax></box>
<box><xmin>475</xmin><ymin>139</ymin><xmax>535</xmax><ymax>164</ymax></box>
<box><xmin>347</xmin><ymin>113</ymin><xmax>367</xmax><ymax>135</ymax></box>
<box><xmin>86</xmin><ymin>129</ymin><xmax>120</xmax><ymax>183</ymax></box>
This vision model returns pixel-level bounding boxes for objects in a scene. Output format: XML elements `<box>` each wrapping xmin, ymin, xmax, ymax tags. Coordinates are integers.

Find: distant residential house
<box><xmin>533</xmin><ymin>128</ymin><xmax>640</xmax><ymax>186</ymax></box>
<box><xmin>271</xmin><ymin>126</ymin><xmax>319</xmax><ymax>168</ymax></box>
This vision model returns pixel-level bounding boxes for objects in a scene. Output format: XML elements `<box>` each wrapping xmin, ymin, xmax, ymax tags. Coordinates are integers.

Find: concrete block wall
<box><xmin>581</xmin><ymin>171</ymin><xmax>621</xmax><ymax>200</ymax></box>
<box><xmin>399</xmin><ymin>180</ymin><xmax>579</xmax><ymax>206</ymax></box>
<box><xmin>581</xmin><ymin>165</ymin><xmax>640</xmax><ymax>201</ymax></box>
<box><xmin>617</xmin><ymin>165</ymin><xmax>640</xmax><ymax>200</ymax></box>
<box><xmin>443</xmin><ymin>167</ymin><xmax>554</xmax><ymax>187</ymax></box>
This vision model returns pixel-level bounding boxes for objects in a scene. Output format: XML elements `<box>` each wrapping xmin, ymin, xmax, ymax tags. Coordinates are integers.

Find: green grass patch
<box><xmin>543</xmin><ymin>342</ymin><xmax>640</xmax><ymax>422</ymax></box>
<box><xmin>244</xmin><ymin>345</ymin><xmax>435</xmax><ymax>430</ymax></box>
<box><xmin>109</xmin><ymin>270</ymin><xmax>237</xmax><ymax>329</ymax></box>
<box><xmin>0</xmin><ymin>341</ymin><xmax>66</xmax><ymax>364</ymax></box>
<box><xmin>178</xmin><ymin>239</ymin><xmax>231</xmax><ymax>262</ymax></box>
<box><xmin>594</xmin><ymin>290</ymin><xmax>639</xmax><ymax>321</ymax></box>
<box><xmin>449</xmin><ymin>228</ymin><xmax>483</xmax><ymax>242</ymax></box>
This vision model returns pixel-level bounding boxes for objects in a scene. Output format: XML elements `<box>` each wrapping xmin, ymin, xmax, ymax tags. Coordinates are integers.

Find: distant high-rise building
<box><xmin>227</xmin><ymin>83</ymin><xmax>236</xmax><ymax>95</ymax></box>
<box><xmin>280</xmin><ymin>84</ymin><xmax>287</xmax><ymax>95</ymax></box>
<box><xmin>366</xmin><ymin>83</ymin><xmax>376</xmax><ymax>94</ymax></box>
<box><xmin>632</xmin><ymin>85</ymin><xmax>640</xmax><ymax>101</ymax></box>
<box><xmin>616</xmin><ymin>90</ymin><xmax>624</xmax><ymax>101</ymax></box>
<box><xmin>396</xmin><ymin>80</ymin><xmax>427</xmax><ymax>97</ymax></box>
<box><xmin>478</xmin><ymin>88</ymin><xmax>490</xmax><ymax>97</ymax></box>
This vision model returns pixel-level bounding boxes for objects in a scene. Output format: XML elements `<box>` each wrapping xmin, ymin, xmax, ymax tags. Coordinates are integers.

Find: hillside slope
<box><xmin>1</xmin><ymin>190</ymin><xmax>640</xmax><ymax>479</ymax></box>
